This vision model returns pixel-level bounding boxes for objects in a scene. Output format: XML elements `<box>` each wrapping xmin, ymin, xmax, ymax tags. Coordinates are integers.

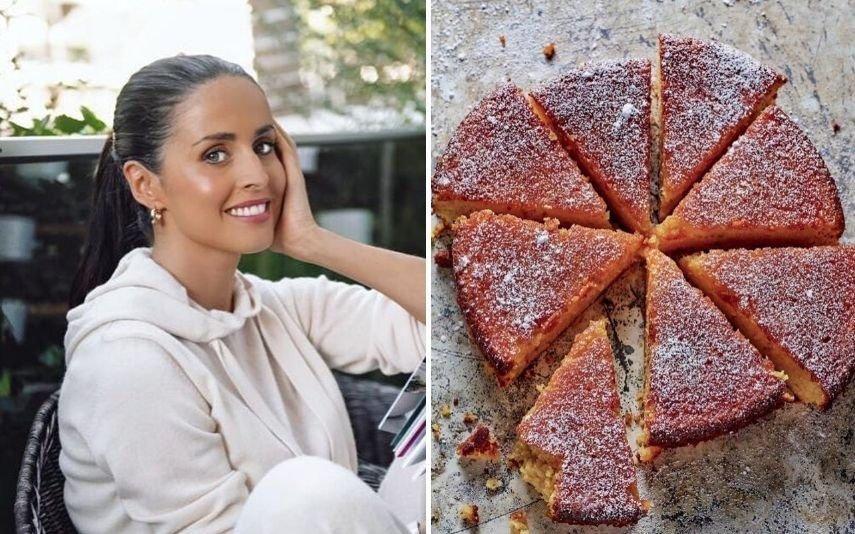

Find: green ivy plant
<box><xmin>8</xmin><ymin>105</ymin><xmax>107</xmax><ymax>136</ymax></box>
<box><xmin>0</xmin><ymin>369</ymin><xmax>10</xmax><ymax>398</ymax></box>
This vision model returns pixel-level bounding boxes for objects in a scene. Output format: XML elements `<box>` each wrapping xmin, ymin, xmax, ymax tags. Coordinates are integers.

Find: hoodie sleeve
<box><xmin>270</xmin><ymin>275</ymin><xmax>425</xmax><ymax>375</ymax></box>
<box><xmin>60</xmin><ymin>335</ymin><xmax>249</xmax><ymax>533</ymax></box>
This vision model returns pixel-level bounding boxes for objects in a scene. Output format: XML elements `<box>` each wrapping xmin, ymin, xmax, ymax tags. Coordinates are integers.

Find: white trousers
<box><xmin>234</xmin><ymin>456</ymin><xmax>411</xmax><ymax>533</ymax></box>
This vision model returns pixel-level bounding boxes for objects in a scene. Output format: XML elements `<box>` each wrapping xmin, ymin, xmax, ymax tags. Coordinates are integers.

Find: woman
<box><xmin>59</xmin><ymin>54</ymin><xmax>425</xmax><ymax>533</ymax></box>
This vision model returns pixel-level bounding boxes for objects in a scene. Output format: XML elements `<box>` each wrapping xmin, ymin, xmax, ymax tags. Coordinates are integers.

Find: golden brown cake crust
<box><xmin>517</xmin><ymin>320</ymin><xmax>647</xmax><ymax>526</ymax></box>
<box><xmin>431</xmin><ymin>83</ymin><xmax>609</xmax><ymax>227</ymax></box>
<box><xmin>658</xmin><ymin>34</ymin><xmax>787</xmax><ymax>217</ymax></box>
<box><xmin>529</xmin><ymin>59</ymin><xmax>653</xmax><ymax>233</ymax></box>
<box><xmin>643</xmin><ymin>249</ymin><xmax>786</xmax><ymax>449</ymax></box>
<box><xmin>451</xmin><ymin>210</ymin><xmax>642</xmax><ymax>386</ymax></box>
<box><xmin>680</xmin><ymin>247</ymin><xmax>855</xmax><ymax>405</ymax></box>
<box><xmin>656</xmin><ymin>105</ymin><xmax>844</xmax><ymax>251</ymax></box>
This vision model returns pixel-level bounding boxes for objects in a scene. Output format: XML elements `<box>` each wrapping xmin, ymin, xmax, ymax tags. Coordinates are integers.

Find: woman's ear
<box><xmin>123</xmin><ymin>160</ymin><xmax>166</xmax><ymax>210</ymax></box>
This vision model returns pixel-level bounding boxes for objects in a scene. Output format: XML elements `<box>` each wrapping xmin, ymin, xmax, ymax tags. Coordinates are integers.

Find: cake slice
<box><xmin>432</xmin><ymin>83</ymin><xmax>609</xmax><ymax>228</ymax></box>
<box><xmin>512</xmin><ymin>319</ymin><xmax>650</xmax><ymax>526</ymax></box>
<box><xmin>639</xmin><ymin>249</ymin><xmax>787</xmax><ymax>461</ymax></box>
<box><xmin>655</xmin><ymin>105</ymin><xmax>844</xmax><ymax>252</ymax></box>
<box><xmin>451</xmin><ymin>210</ymin><xmax>642</xmax><ymax>386</ymax></box>
<box><xmin>529</xmin><ymin>59</ymin><xmax>653</xmax><ymax>233</ymax></box>
<box><xmin>681</xmin><ymin>247</ymin><xmax>855</xmax><ymax>408</ymax></box>
<box><xmin>657</xmin><ymin>34</ymin><xmax>787</xmax><ymax>218</ymax></box>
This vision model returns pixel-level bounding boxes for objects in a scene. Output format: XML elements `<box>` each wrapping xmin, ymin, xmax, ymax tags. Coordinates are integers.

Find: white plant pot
<box><xmin>316</xmin><ymin>208</ymin><xmax>374</xmax><ymax>245</ymax></box>
<box><xmin>16</xmin><ymin>161</ymin><xmax>69</xmax><ymax>182</ymax></box>
<box><xmin>0</xmin><ymin>215</ymin><xmax>37</xmax><ymax>262</ymax></box>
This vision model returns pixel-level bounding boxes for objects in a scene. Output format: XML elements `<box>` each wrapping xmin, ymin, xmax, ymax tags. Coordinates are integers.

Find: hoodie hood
<box><xmin>65</xmin><ymin>247</ymin><xmax>262</xmax><ymax>365</ymax></box>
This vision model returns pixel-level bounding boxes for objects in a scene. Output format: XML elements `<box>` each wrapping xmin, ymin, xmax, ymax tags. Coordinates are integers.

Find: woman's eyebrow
<box><xmin>192</xmin><ymin>124</ymin><xmax>274</xmax><ymax>146</ymax></box>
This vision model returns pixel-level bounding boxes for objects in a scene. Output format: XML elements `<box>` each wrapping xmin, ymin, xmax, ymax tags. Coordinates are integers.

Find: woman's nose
<box><xmin>238</xmin><ymin>149</ymin><xmax>271</xmax><ymax>189</ymax></box>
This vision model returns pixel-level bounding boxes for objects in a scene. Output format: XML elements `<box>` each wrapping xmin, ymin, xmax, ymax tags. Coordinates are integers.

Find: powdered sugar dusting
<box><xmin>668</xmin><ymin>105</ymin><xmax>843</xmax><ymax>240</ymax></box>
<box><xmin>451</xmin><ymin>211</ymin><xmax>640</xmax><ymax>379</ymax></box>
<box><xmin>645</xmin><ymin>250</ymin><xmax>785</xmax><ymax>448</ymax></box>
<box><xmin>614</xmin><ymin>102</ymin><xmax>641</xmax><ymax>131</ymax></box>
<box><xmin>432</xmin><ymin>83</ymin><xmax>607</xmax><ymax>224</ymax></box>
<box><xmin>659</xmin><ymin>34</ymin><xmax>786</xmax><ymax>212</ymax></box>
<box><xmin>688</xmin><ymin>247</ymin><xmax>855</xmax><ymax>402</ymax></box>
<box><xmin>530</xmin><ymin>59</ymin><xmax>653</xmax><ymax>232</ymax></box>
<box><xmin>517</xmin><ymin>321</ymin><xmax>646</xmax><ymax>525</ymax></box>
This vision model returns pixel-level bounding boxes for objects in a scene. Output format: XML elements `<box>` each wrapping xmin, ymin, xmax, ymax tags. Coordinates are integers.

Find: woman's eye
<box><xmin>204</xmin><ymin>149</ymin><xmax>228</xmax><ymax>164</ymax></box>
<box><xmin>256</xmin><ymin>141</ymin><xmax>275</xmax><ymax>155</ymax></box>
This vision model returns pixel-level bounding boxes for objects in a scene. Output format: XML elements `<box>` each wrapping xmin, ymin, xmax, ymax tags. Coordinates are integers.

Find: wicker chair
<box><xmin>14</xmin><ymin>372</ymin><xmax>399</xmax><ymax>534</ymax></box>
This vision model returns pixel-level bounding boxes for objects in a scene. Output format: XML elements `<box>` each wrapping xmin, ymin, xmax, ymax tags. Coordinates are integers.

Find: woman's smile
<box><xmin>225</xmin><ymin>200</ymin><xmax>272</xmax><ymax>223</ymax></box>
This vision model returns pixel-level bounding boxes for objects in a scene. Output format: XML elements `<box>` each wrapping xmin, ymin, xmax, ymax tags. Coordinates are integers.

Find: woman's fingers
<box><xmin>273</xmin><ymin>120</ymin><xmax>297</xmax><ymax>155</ymax></box>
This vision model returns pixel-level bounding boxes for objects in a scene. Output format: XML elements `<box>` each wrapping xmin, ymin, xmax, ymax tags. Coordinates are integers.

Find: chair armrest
<box><xmin>333</xmin><ymin>372</ymin><xmax>400</xmax><ymax>467</ymax></box>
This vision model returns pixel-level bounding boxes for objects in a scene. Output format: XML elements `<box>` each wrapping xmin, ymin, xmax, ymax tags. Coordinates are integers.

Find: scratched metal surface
<box><xmin>429</xmin><ymin>1</ymin><xmax>854</xmax><ymax>533</ymax></box>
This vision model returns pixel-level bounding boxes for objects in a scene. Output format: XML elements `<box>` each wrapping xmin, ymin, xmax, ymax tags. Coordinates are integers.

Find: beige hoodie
<box><xmin>59</xmin><ymin>247</ymin><xmax>425</xmax><ymax>533</ymax></box>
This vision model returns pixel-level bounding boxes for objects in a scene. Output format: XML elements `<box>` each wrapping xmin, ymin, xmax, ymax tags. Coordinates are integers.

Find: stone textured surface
<box><xmin>430</xmin><ymin>1</ymin><xmax>854</xmax><ymax>532</ymax></box>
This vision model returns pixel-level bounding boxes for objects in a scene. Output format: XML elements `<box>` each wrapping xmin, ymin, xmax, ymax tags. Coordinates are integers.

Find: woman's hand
<box><xmin>270</xmin><ymin>121</ymin><xmax>322</xmax><ymax>261</ymax></box>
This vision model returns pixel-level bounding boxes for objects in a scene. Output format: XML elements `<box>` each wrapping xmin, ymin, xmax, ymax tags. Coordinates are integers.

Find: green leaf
<box><xmin>38</xmin><ymin>345</ymin><xmax>64</xmax><ymax>369</ymax></box>
<box><xmin>9</xmin><ymin>120</ymin><xmax>31</xmax><ymax>136</ymax></box>
<box><xmin>0</xmin><ymin>369</ymin><xmax>11</xmax><ymax>397</ymax></box>
<box><xmin>80</xmin><ymin>105</ymin><xmax>106</xmax><ymax>132</ymax></box>
<box><xmin>54</xmin><ymin>114</ymin><xmax>87</xmax><ymax>134</ymax></box>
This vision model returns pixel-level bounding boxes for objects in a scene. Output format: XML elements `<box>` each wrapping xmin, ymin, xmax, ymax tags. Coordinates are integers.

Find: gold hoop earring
<box><xmin>150</xmin><ymin>207</ymin><xmax>163</xmax><ymax>225</ymax></box>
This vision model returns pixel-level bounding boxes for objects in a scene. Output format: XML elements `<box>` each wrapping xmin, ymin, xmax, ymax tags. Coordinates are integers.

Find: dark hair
<box><xmin>69</xmin><ymin>54</ymin><xmax>258</xmax><ymax>308</ymax></box>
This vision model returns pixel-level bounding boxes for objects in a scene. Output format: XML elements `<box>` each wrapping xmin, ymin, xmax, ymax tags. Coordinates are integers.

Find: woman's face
<box><xmin>155</xmin><ymin>75</ymin><xmax>286</xmax><ymax>256</ymax></box>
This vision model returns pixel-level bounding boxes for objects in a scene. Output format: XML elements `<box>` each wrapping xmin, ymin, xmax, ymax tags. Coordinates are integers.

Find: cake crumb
<box><xmin>543</xmin><ymin>217</ymin><xmax>560</xmax><ymax>231</ymax></box>
<box><xmin>452</xmin><ymin>397</ymin><xmax>459</xmax><ymax>406</ymax></box>
<box><xmin>458</xmin><ymin>504</ymin><xmax>479</xmax><ymax>525</ymax></box>
<box><xmin>439</xmin><ymin>403</ymin><xmax>452</xmax><ymax>417</ymax></box>
<box><xmin>433</xmin><ymin>247</ymin><xmax>452</xmax><ymax>268</ymax></box>
<box><xmin>431</xmin><ymin>220</ymin><xmax>447</xmax><ymax>238</ymax></box>
<box><xmin>535</xmin><ymin>383</ymin><xmax>547</xmax><ymax>393</ymax></box>
<box><xmin>463</xmin><ymin>411</ymin><xmax>479</xmax><ymax>425</ymax></box>
<box><xmin>456</xmin><ymin>424</ymin><xmax>500</xmax><ymax>460</ymax></box>
<box><xmin>485</xmin><ymin>477</ymin><xmax>503</xmax><ymax>491</ymax></box>
<box><xmin>831</xmin><ymin>119</ymin><xmax>841</xmax><ymax>134</ymax></box>
<box><xmin>509</xmin><ymin>510</ymin><xmax>530</xmax><ymax>533</ymax></box>
<box><xmin>431</xmin><ymin>423</ymin><xmax>442</xmax><ymax>440</ymax></box>
<box><xmin>499</xmin><ymin>35</ymin><xmax>507</xmax><ymax>48</ymax></box>
<box><xmin>542</xmin><ymin>42</ymin><xmax>556</xmax><ymax>60</ymax></box>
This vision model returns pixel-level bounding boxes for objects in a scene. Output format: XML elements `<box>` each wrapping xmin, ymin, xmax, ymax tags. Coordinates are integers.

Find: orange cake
<box><xmin>681</xmin><ymin>247</ymin><xmax>855</xmax><ymax>408</ymax></box>
<box><xmin>655</xmin><ymin>105</ymin><xmax>844</xmax><ymax>252</ymax></box>
<box><xmin>512</xmin><ymin>319</ymin><xmax>650</xmax><ymax>526</ymax></box>
<box><xmin>529</xmin><ymin>59</ymin><xmax>653</xmax><ymax>233</ymax></box>
<box><xmin>431</xmin><ymin>83</ymin><xmax>609</xmax><ymax>228</ymax></box>
<box><xmin>657</xmin><ymin>34</ymin><xmax>787</xmax><ymax>218</ymax></box>
<box><xmin>451</xmin><ymin>210</ymin><xmax>642</xmax><ymax>386</ymax></box>
<box><xmin>639</xmin><ymin>250</ymin><xmax>787</xmax><ymax>461</ymax></box>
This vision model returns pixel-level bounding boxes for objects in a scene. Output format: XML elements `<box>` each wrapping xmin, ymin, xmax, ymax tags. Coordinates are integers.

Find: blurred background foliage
<box><xmin>288</xmin><ymin>0</ymin><xmax>425</xmax><ymax>119</ymax></box>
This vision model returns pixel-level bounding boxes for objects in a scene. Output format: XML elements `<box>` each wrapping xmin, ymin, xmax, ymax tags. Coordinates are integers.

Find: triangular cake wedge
<box><xmin>512</xmin><ymin>319</ymin><xmax>650</xmax><ymax>526</ymax></box>
<box><xmin>529</xmin><ymin>60</ymin><xmax>653</xmax><ymax>233</ymax></box>
<box><xmin>451</xmin><ymin>210</ymin><xmax>642</xmax><ymax>386</ymax></box>
<box><xmin>655</xmin><ymin>105</ymin><xmax>844</xmax><ymax>252</ymax></box>
<box><xmin>681</xmin><ymin>247</ymin><xmax>855</xmax><ymax>408</ymax></box>
<box><xmin>657</xmin><ymin>34</ymin><xmax>787</xmax><ymax>218</ymax></box>
<box><xmin>639</xmin><ymin>249</ymin><xmax>787</xmax><ymax>462</ymax></box>
<box><xmin>432</xmin><ymin>83</ymin><xmax>609</xmax><ymax>228</ymax></box>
